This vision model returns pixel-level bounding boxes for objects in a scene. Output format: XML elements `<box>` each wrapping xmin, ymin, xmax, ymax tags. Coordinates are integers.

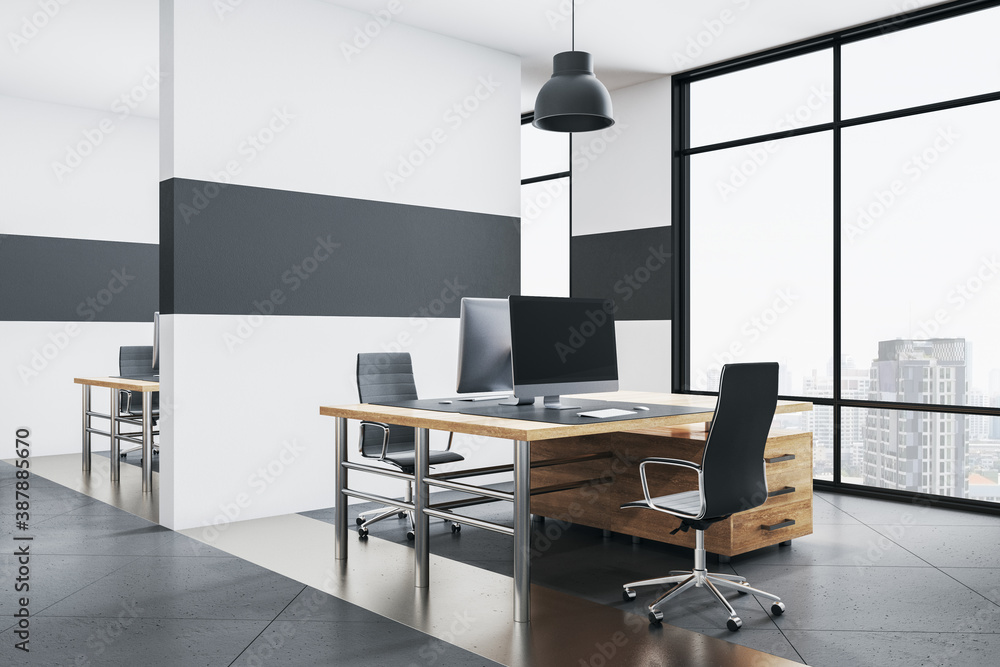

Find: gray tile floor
<box><xmin>4</xmin><ymin>458</ymin><xmax>999</xmax><ymax>666</ymax></box>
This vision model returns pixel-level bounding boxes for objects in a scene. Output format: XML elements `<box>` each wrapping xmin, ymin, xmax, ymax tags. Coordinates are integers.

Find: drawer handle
<box><xmin>765</xmin><ymin>454</ymin><xmax>795</xmax><ymax>463</ymax></box>
<box><xmin>768</xmin><ymin>486</ymin><xmax>795</xmax><ymax>498</ymax></box>
<box><xmin>761</xmin><ymin>519</ymin><xmax>796</xmax><ymax>531</ymax></box>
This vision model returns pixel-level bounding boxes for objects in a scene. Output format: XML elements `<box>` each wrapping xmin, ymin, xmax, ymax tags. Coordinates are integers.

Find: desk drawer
<box><xmin>729</xmin><ymin>498</ymin><xmax>813</xmax><ymax>554</ymax></box>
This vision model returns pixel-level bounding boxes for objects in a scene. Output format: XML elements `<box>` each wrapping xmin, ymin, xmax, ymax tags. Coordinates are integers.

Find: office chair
<box><xmin>355</xmin><ymin>352</ymin><xmax>463</xmax><ymax>540</ymax></box>
<box><xmin>621</xmin><ymin>362</ymin><xmax>785</xmax><ymax>631</ymax></box>
<box><xmin>118</xmin><ymin>346</ymin><xmax>159</xmax><ymax>460</ymax></box>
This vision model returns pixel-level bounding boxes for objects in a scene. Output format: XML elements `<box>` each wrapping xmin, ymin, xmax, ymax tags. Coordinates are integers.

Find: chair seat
<box><xmin>384</xmin><ymin>449</ymin><xmax>464</xmax><ymax>472</ymax></box>
<box><xmin>621</xmin><ymin>489</ymin><xmax>703</xmax><ymax>517</ymax></box>
<box><xmin>124</xmin><ymin>408</ymin><xmax>160</xmax><ymax>417</ymax></box>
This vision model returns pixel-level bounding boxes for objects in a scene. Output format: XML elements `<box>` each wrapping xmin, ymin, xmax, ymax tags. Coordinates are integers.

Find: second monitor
<box><xmin>508</xmin><ymin>295</ymin><xmax>619</xmax><ymax>410</ymax></box>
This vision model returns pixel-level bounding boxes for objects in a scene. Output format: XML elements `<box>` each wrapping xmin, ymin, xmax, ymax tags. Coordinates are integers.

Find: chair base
<box><xmin>622</xmin><ymin>530</ymin><xmax>784</xmax><ymax>631</ymax></box>
<box><xmin>355</xmin><ymin>482</ymin><xmax>460</xmax><ymax>541</ymax></box>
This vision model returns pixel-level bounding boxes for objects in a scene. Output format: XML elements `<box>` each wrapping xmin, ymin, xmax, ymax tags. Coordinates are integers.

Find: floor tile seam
<box><xmin>853</xmin><ymin>520</ymin><xmax>954</xmax><ymax>569</ymax></box>
<box><xmin>225</xmin><ymin>584</ymin><xmax>307</xmax><ymax>667</ymax></box>
<box><xmin>730</xmin><ymin>563</ymin><xmax>939</xmax><ymax>571</ymax></box>
<box><xmin>935</xmin><ymin>569</ymin><xmax>1000</xmax><ymax>610</ymax></box>
<box><xmin>864</xmin><ymin>521</ymin><xmax>1000</xmax><ymax>527</ymax></box>
<box><xmin>8</xmin><ymin>499</ymin><xmax>101</xmax><ymax>528</ymax></box>
<box><xmin>20</xmin><ymin>553</ymin><xmax>149</xmax><ymax>618</ymax></box>
<box><xmin>262</xmin><ymin>617</ymin><xmax>407</xmax><ymax>625</ymax></box>
<box><xmin>774</xmin><ymin>628</ymin><xmax>807</xmax><ymax>664</ymax></box>
<box><xmin>727</xmin><ymin>561</ymin><xmax>808</xmax><ymax>663</ymax></box>
<box><xmin>779</xmin><ymin>628</ymin><xmax>1000</xmax><ymax>635</ymax></box>
<box><xmin>33</xmin><ymin>612</ymin><xmax>304</xmax><ymax>622</ymax></box>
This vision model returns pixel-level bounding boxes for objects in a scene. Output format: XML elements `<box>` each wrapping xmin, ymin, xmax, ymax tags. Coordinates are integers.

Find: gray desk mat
<box><xmin>368</xmin><ymin>397</ymin><xmax>708</xmax><ymax>425</ymax></box>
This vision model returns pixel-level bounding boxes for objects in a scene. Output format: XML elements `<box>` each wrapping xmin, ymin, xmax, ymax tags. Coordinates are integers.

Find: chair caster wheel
<box><xmin>358</xmin><ymin>527</ymin><xmax>368</xmax><ymax>539</ymax></box>
<box><xmin>737</xmin><ymin>583</ymin><xmax>750</xmax><ymax>595</ymax></box>
<box><xmin>727</xmin><ymin>617</ymin><xmax>742</xmax><ymax>631</ymax></box>
<box><xmin>406</xmin><ymin>530</ymin><xmax>415</xmax><ymax>541</ymax></box>
<box><xmin>648</xmin><ymin>610</ymin><xmax>663</xmax><ymax>625</ymax></box>
<box><xmin>398</xmin><ymin>512</ymin><xmax>406</xmax><ymax>519</ymax></box>
<box><xmin>356</xmin><ymin>517</ymin><xmax>364</xmax><ymax>526</ymax></box>
<box><xmin>119</xmin><ymin>453</ymin><xmax>127</xmax><ymax>459</ymax></box>
<box><xmin>451</xmin><ymin>523</ymin><xmax>461</xmax><ymax>533</ymax></box>
<box><xmin>623</xmin><ymin>589</ymin><xmax>636</xmax><ymax>602</ymax></box>
<box><xmin>771</xmin><ymin>601</ymin><xmax>785</xmax><ymax>615</ymax></box>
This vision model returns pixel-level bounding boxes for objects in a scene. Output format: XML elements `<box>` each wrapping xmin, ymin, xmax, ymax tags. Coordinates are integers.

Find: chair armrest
<box><xmin>122</xmin><ymin>390</ymin><xmax>134</xmax><ymax>415</ymax></box>
<box><xmin>359</xmin><ymin>421</ymin><xmax>391</xmax><ymax>460</ymax></box>
<box><xmin>637</xmin><ymin>457</ymin><xmax>702</xmax><ymax>511</ymax></box>
<box><xmin>443</xmin><ymin>432</ymin><xmax>455</xmax><ymax>451</ymax></box>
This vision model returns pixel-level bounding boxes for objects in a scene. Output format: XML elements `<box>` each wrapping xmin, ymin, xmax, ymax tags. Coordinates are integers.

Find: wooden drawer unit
<box><xmin>529</xmin><ymin>424</ymin><xmax>813</xmax><ymax>558</ymax></box>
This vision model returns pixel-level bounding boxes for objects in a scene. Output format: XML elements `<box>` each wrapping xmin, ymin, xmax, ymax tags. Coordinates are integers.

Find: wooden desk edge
<box><xmin>319</xmin><ymin>396</ymin><xmax>812</xmax><ymax>442</ymax></box>
<box><xmin>75</xmin><ymin>377</ymin><xmax>160</xmax><ymax>392</ymax></box>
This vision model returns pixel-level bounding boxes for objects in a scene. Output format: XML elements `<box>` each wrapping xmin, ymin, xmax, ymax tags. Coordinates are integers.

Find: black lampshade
<box><xmin>533</xmin><ymin>51</ymin><xmax>614</xmax><ymax>133</ymax></box>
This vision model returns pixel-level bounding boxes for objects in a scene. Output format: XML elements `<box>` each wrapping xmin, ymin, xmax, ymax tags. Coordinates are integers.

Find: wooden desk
<box><xmin>320</xmin><ymin>391</ymin><xmax>812</xmax><ymax>624</ymax></box>
<box><xmin>75</xmin><ymin>376</ymin><xmax>158</xmax><ymax>492</ymax></box>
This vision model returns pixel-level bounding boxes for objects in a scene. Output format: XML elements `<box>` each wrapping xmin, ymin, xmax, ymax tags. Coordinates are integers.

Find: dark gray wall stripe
<box><xmin>159</xmin><ymin>179</ymin><xmax>175</xmax><ymax>316</ymax></box>
<box><xmin>571</xmin><ymin>227</ymin><xmax>671</xmax><ymax>321</ymax></box>
<box><xmin>0</xmin><ymin>235</ymin><xmax>158</xmax><ymax>322</ymax></box>
<box><xmin>160</xmin><ymin>178</ymin><xmax>520</xmax><ymax>318</ymax></box>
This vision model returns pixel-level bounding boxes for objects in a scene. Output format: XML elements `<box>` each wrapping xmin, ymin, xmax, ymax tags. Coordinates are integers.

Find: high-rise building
<box><xmin>968</xmin><ymin>389</ymin><xmax>993</xmax><ymax>441</ymax></box>
<box><xmin>864</xmin><ymin>339</ymin><xmax>969</xmax><ymax>497</ymax></box>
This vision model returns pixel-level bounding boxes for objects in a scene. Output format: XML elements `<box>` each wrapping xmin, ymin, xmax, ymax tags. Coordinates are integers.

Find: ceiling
<box><xmin>0</xmin><ymin>0</ymin><xmax>953</xmax><ymax>118</ymax></box>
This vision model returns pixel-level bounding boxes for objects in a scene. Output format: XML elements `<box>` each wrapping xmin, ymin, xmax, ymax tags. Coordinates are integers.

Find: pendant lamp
<box><xmin>532</xmin><ymin>0</ymin><xmax>614</xmax><ymax>132</ymax></box>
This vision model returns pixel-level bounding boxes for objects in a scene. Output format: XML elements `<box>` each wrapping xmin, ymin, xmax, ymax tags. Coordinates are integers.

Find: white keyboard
<box><xmin>577</xmin><ymin>408</ymin><xmax>637</xmax><ymax>418</ymax></box>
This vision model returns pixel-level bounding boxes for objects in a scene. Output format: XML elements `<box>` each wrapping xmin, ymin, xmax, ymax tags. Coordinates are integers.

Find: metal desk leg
<box><xmin>334</xmin><ymin>417</ymin><xmax>348</xmax><ymax>560</ymax></box>
<box><xmin>514</xmin><ymin>439</ymin><xmax>531</xmax><ymax>623</ymax></box>
<box><xmin>82</xmin><ymin>385</ymin><xmax>92</xmax><ymax>472</ymax></box>
<box><xmin>110</xmin><ymin>389</ymin><xmax>121</xmax><ymax>482</ymax></box>
<box><xmin>415</xmin><ymin>427</ymin><xmax>430</xmax><ymax>589</ymax></box>
<box><xmin>141</xmin><ymin>395</ymin><xmax>152</xmax><ymax>492</ymax></box>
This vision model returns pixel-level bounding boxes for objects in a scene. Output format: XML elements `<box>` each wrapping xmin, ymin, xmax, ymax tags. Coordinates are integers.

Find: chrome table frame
<box><xmin>77</xmin><ymin>377</ymin><xmax>158</xmax><ymax>492</ymax></box>
<box><xmin>323</xmin><ymin>392</ymin><xmax>811</xmax><ymax>624</ymax></box>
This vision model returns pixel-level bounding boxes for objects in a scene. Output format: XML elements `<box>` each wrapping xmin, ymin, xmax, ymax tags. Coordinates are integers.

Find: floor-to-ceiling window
<box><xmin>674</xmin><ymin>0</ymin><xmax>1000</xmax><ymax>511</ymax></box>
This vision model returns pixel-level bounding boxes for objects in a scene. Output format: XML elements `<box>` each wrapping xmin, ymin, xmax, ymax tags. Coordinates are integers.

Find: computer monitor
<box><xmin>507</xmin><ymin>295</ymin><xmax>619</xmax><ymax>409</ymax></box>
<box><xmin>152</xmin><ymin>312</ymin><xmax>160</xmax><ymax>373</ymax></box>
<box><xmin>456</xmin><ymin>298</ymin><xmax>527</xmax><ymax>402</ymax></box>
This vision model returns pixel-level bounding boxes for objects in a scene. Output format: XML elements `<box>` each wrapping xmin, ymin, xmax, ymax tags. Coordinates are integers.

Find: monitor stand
<box><xmin>542</xmin><ymin>395</ymin><xmax>581</xmax><ymax>410</ymax></box>
<box><xmin>498</xmin><ymin>396</ymin><xmax>534</xmax><ymax>406</ymax></box>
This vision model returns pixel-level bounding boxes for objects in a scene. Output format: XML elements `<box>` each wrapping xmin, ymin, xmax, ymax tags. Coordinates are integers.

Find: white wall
<box><xmin>0</xmin><ymin>95</ymin><xmax>158</xmax><ymax>243</ymax></box>
<box><xmin>165</xmin><ymin>0</ymin><xmax>517</xmax><ymax>217</ymax></box>
<box><xmin>160</xmin><ymin>0</ymin><xmax>520</xmax><ymax>530</ymax></box>
<box><xmin>0</xmin><ymin>94</ymin><xmax>158</xmax><ymax>456</ymax></box>
<box><xmin>0</xmin><ymin>321</ymin><xmax>156</xmax><ymax>457</ymax></box>
<box><xmin>572</xmin><ymin>76</ymin><xmax>671</xmax><ymax>237</ymax></box>
<box><xmin>572</xmin><ymin>76</ymin><xmax>673</xmax><ymax>387</ymax></box>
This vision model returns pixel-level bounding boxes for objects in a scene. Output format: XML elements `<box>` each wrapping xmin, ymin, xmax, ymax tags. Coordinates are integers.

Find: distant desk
<box><xmin>75</xmin><ymin>376</ymin><xmax>158</xmax><ymax>492</ymax></box>
<box><xmin>320</xmin><ymin>390</ymin><xmax>812</xmax><ymax>624</ymax></box>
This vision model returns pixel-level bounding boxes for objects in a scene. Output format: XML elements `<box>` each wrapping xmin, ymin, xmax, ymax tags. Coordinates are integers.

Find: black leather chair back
<box><xmin>357</xmin><ymin>352</ymin><xmax>419</xmax><ymax>457</ymax></box>
<box><xmin>119</xmin><ymin>346</ymin><xmax>159</xmax><ymax>413</ymax></box>
<box><xmin>700</xmin><ymin>362</ymin><xmax>778</xmax><ymax>520</ymax></box>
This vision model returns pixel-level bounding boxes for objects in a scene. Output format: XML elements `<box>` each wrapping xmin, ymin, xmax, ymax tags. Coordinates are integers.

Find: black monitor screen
<box><xmin>508</xmin><ymin>296</ymin><xmax>618</xmax><ymax>387</ymax></box>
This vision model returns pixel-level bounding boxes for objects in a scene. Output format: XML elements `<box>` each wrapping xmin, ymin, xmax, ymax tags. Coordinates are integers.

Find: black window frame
<box><xmin>672</xmin><ymin>0</ymin><xmax>1000</xmax><ymax>515</ymax></box>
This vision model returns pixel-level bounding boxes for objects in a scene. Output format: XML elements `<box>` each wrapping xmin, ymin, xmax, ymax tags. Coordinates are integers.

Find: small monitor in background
<box><xmin>508</xmin><ymin>295</ymin><xmax>619</xmax><ymax>410</ymax></box>
<box><xmin>152</xmin><ymin>312</ymin><xmax>159</xmax><ymax>373</ymax></box>
<box><xmin>456</xmin><ymin>298</ymin><xmax>517</xmax><ymax>400</ymax></box>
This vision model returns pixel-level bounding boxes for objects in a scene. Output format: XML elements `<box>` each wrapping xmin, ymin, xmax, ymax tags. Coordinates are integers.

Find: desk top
<box><xmin>75</xmin><ymin>376</ymin><xmax>160</xmax><ymax>392</ymax></box>
<box><xmin>319</xmin><ymin>391</ymin><xmax>812</xmax><ymax>442</ymax></box>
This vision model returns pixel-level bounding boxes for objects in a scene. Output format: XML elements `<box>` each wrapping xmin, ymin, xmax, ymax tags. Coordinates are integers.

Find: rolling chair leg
<box><xmin>355</xmin><ymin>480</ymin><xmax>460</xmax><ymax>541</ymax></box>
<box><xmin>622</xmin><ymin>529</ymin><xmax>784</xmax><ymax>631</ymax></box>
